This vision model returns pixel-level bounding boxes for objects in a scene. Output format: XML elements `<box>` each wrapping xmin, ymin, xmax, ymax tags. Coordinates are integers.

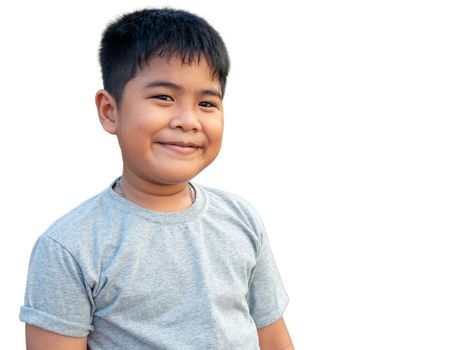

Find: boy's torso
<box><xmin>37</xmin><ymin>183</ymin><xmax>264</xmax><ymax>349</ymax></box>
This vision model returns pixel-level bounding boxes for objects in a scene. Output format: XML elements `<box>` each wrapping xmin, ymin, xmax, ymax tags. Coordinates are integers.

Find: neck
<box><xmin>115</xmin><ymin>173</ymin><xmax>194</xmax><ymax>212</ymax></box>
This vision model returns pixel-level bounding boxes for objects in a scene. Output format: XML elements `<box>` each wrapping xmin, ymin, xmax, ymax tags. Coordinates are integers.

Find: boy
<box><xmin>20</xmin><ymin>8</ymin><xmax>293</xmax><ymax>350</ymax></box>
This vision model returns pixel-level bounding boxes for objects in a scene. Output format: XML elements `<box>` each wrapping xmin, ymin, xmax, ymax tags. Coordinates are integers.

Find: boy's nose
<box><xmin>169</xmin><ymin>107</ymin><xmax>202</xmax><ymax>132</ymax></box>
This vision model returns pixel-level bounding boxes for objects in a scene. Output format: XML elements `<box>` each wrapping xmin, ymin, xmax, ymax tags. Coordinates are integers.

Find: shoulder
<box><xmin>41</xmin><ymin>187</ymin><xmax>114</xmax><ymax>250</ymax></box>
<box><xmin>196</xmin><ymin>184</ymin><xmax>266</xmax><ymax>235</ymax></box>
<box><xmin>199</xmin><ymin>184</ymin><xmax>259</xmax><ymax>214</ymax></box>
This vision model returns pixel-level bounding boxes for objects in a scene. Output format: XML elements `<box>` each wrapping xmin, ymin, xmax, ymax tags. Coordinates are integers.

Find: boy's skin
<box><xmin>25</xmin><ymin>56</ymin><xmax>294</xmax><ymax>349</ymax></box>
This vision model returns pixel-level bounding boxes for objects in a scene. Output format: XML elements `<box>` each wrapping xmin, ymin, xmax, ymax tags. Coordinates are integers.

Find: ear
<box><xmin>95</xmin><ymin>89</ymin><xmax>119</xmax><ymax>135</ymax></box>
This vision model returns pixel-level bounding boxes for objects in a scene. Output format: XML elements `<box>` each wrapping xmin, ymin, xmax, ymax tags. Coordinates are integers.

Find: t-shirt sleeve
<box><xmin>19</xmin><ymin>235</ymin><xmax>94</xmax><ymax>337</ymax></box>
<box><xmin>246</xmin><ymin>225</ymin><xmax>289</xmax><ymax>329</ymax></box>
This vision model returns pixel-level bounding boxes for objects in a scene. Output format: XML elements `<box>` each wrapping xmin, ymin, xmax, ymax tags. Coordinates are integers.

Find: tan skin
<box><xmin>25</xmin><ymin>324</ymin><xmax>87</xmax><ymax>350</ymax></box>
<box><xmin>97</xmin><ymin>56</ymin><xmax>225</xmax><ymax>212</ymax></box>
<box><xmin>26</xmin><ymin>57</ymin><xmax>294</xmax><ymax>349</ymax></box>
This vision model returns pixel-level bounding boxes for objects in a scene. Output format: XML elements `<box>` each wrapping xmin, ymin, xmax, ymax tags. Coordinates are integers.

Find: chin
<box><xmin>154</xmin><ymin>169</ymin><xmax>204</xmax><ymax>185</ymax></box>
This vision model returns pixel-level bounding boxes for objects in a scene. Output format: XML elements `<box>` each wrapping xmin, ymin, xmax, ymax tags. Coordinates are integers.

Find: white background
<box><xmin>1</xmin><ymin>0</ymin><xmax>466</xmax><ymax>349</ymax></box>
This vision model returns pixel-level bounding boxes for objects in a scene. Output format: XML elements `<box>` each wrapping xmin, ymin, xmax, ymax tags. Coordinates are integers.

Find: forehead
<box><xmin>134</xmin><ymin>55</ymin><xmax>220</xmax><ymax>86</ymax></box>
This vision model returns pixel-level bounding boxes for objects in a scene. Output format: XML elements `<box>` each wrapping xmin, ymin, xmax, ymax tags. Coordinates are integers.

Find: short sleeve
<box><xmin>19</xmin><ymin>235</ymin><xmax>94</xmax><ymax>337</ymax></box>
<box><xmin>246</xmin><ymin>228</ymin><xmax>289</xmax><ymax>329</ymax></box>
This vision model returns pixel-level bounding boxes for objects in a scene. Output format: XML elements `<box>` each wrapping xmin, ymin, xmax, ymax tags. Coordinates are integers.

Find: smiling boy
<box><xmin>99</xmin><ymin>56</ymin><xmax>223</xmax><ymax>212</ymax></box>
<box><xmin>20</xmin><ymin>8</ymin><xmax>293</xmax><ymax>349</ymax></box>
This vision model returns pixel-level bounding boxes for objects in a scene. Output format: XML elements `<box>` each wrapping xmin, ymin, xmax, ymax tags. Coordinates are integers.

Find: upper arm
<box><xmin>257</xmin><ymin>317</ymin><xmax>294</xmax><ymax>350</ymax></box>
<box><xmin>20</xmin><ymin>236</ymin><xmax>94</xmax><ymax>338</ymax></box>
<box><xmin>26</xmin><ymin>324</ymin><xmax>87</xmax><ymax>350</ymax></box>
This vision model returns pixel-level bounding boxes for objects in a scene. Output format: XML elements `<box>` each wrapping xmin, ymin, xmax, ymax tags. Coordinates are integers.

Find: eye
<box><xmin>199</xmin><ymin>101</ymin><xmax>216</xmax><ymax>108</ymax></box>
<box><xmin>152</xmin><ymin>95</ymin><xmax>173</xmax><ymax>102</ymax></box>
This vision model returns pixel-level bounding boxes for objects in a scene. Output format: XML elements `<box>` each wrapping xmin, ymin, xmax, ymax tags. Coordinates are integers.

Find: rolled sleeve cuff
<box><xmin>253</xmin><ymin>296</ymin><xmax>289</xmax><ymax>329</ymax></box>
<box><xmin>19</xmin><ymin>305</ymin><xmax>93</xmax><ymax>337</ymax></box>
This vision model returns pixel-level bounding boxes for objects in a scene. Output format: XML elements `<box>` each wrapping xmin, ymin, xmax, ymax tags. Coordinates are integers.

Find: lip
<box><xmin>157</xmin><ymin>141</ymin><xmax>202</xmax><ymax>155</ymax></box>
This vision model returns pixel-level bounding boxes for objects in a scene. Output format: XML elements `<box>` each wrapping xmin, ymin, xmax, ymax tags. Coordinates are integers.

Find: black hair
<box><xmin>99</xmin><ymin>8</ymin><xmax>230</xmax><ymax>104</ymax></box>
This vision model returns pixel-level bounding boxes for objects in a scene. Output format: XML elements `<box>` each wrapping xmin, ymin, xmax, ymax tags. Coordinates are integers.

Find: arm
<box><xmin>26</xmin><ymin>324</ymin><xmax>87</xmax><ymax>350</ymax></box>
<box><xmin>257</xmin><ymin>317</ymin><xmax>294</xmax><ymax>350</ymax></box>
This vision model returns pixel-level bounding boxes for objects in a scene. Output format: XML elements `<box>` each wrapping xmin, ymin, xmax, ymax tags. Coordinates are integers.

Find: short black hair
<box><xmin>99</xmin><ymin>8</ymin><xmax>230</xmax><ymax>104</ymax></box>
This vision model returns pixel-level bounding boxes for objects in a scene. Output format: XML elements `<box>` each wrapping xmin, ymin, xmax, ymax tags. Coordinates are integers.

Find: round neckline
<box><xmin>106</xmin><ymin>179</ymin><xmax>206</xmax><ymax>224</ymax></box>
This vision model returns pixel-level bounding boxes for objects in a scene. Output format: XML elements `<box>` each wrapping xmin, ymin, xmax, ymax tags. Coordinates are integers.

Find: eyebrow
<box><xmin>144</xmin><ymin>80</ymin><xmax>180</xmax><ymax>90</ymax></box>
<box><xmin>144</xmin><ymin>80</ymin><xmax>223</xmax><ymax>99</ymax></box>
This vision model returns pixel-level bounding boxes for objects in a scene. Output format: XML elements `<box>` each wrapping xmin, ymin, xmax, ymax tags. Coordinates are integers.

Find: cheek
<box><xmin>204</xmin><ymin>116</ymin><xmax>224</xmax><ymax>144</ymax></box>
<box><xmin>120</xmin><ymin>112</ymin><xmax>165</xmax><ymax>139</ymax></box>
<box><xmin>118</xmin><ymin>120</ymin><xmax>157</xmax><ymax>157</ymax></box>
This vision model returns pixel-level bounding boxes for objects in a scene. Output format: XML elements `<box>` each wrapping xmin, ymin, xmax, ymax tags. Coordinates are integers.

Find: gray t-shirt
<box><xmin>20</xmin><ymin>181</ymin><xmax>288</xmax><ymax>349</ymax></box>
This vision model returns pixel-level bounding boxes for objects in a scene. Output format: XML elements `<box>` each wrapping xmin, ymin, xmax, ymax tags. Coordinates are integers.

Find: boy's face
<box><xmin>108</xmin><ymin>56</ymin><xmax>224</xmax><ymax>186</ymax></box>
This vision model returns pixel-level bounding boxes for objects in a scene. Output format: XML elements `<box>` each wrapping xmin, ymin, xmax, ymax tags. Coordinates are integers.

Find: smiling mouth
<box><xmin>158</xmin><ymin>141</ymin><xmax>201</xmax><ymax>148</ymax></box>
<box><xmin>157</xmin><ymin>141</ymin><xmax>202</xmax><ymax>154</ymax></box>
